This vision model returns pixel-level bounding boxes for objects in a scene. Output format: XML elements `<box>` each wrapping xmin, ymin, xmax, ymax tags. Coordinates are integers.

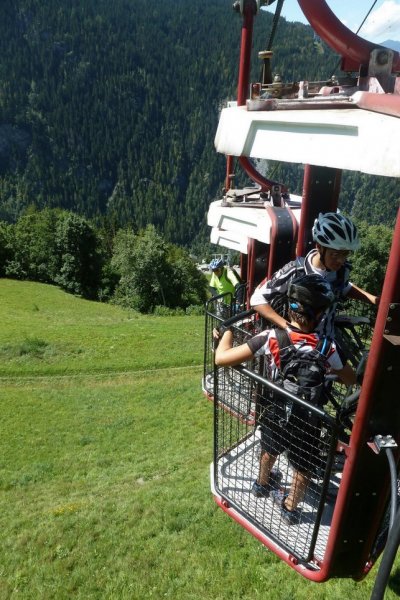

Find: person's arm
<box><xmin>215</xmin><ymin>330</ymin><xmax>254</xmax><ymax>366</ymax></box>
<box><xmin>209</xmin><ymin>286</ymin><xmax>218</xmax><ymax>297</ymax></box>
<box><xmin>327</xmin><ymin>341</ymin><xmax>357</xmax><ymax>386</ymax></box>
<box><xmin>331</xmin><ymin>363</ymin><xmax>357</xmax><ymax>387</ymax></box>
<box><xmin>250</xmin><ymin>264</ymin><xmax>293</xmax><ymax>328</ymax></box>
<box><xmin>347</xmin><ymin>283</ymin><xmax>380</xmax><ymax>306</ymax></box>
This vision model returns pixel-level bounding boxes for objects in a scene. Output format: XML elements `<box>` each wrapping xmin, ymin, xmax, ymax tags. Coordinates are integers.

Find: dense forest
<box><xmin>0</xmin><ymin>0</ymin><xmax>399</xmax><ymax>253</ymax></box>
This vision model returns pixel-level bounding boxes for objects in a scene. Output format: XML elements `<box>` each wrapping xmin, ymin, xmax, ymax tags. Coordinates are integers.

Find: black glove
<box><xmin>218</xmin><ymin>324</ymin><xmax>233</xmax><ymax>336</ymax></box>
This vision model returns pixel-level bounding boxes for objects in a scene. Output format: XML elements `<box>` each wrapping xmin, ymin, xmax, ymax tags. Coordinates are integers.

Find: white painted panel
<box><xmin>215</xmin><ymin>105</ymin><xmax>400</xmax><ymax>177</ymax></box>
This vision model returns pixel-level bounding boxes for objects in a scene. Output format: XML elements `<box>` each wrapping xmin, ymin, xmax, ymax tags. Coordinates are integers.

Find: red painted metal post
<box><xmin>236</xmin><ymin>1</ymin><xmax>286</xmax><ymax>192</ymax></box>
<box><xmin>297</xmin><ymin>165</ymin><xmax>341</xmax><ymax>257</ymax></box>
<box><xmin>237</xmin><ymin>1</ymin><xmax>256</xmax><ymax>107</ymax></box>
<box><xmin>323</xmin><ymin>207</ymin><xmax>400</xmax><ymax>578</ymax></box>
<box><xmin>297</xmin><ymin>165</ymin><xmax>314</xmax><ymax>257</ymax></box>
<box><xmin>225</xmin><ymin>155</ymin><xmax>234</xmax><ymax>192</ymax></box>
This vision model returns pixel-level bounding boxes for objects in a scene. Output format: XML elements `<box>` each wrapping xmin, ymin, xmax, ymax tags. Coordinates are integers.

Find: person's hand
<box><xmin>374</xmin><ymin>295</ymin><xmax>381</xmax><ymax>307</ymax></box>
<box><xmin>212</xmin><ymin>327</ymin><xmax>220</xmax><ymax>340</ymax></box>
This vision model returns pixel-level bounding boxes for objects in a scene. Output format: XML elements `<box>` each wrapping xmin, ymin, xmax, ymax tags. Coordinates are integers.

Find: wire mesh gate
<box><xmin>212</xmin><ymin>359</ymin><xmax>340</xmax><ymax>567</ymax></box>
<box><xmin>202</xmin><ymin>290</ymin><xmax>250</xmax><ymax>408</ymax></box>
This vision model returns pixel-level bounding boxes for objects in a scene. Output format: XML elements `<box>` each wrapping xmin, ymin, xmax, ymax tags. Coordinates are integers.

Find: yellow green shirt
<box><xmin>209</xmin><ymin>266</ymin><xmax>240</xmax><ymax>300</ymax></box>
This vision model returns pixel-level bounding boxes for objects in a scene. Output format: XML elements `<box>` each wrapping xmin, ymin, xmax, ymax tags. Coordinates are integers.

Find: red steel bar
<box><xmin>297</xmin><ymin>0</ymin><xmax>400</xmax><ymax>72</ymax></box>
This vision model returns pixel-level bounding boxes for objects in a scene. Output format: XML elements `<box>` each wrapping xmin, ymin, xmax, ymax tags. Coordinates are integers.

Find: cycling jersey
<box><xmin>250</xmin><ymin>249</ymin><xmax>352</xmax><ymax>337</ymax></box>
<box><xmin>209</xmin><ymin>266</ymin><xmax>241</xmax><ymax>303</ymax></box>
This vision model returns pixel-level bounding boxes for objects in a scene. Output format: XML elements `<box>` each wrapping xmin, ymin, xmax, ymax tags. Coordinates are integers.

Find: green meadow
<box><xmin>0</xmin><ymin>279</ymin><xmax>398</xmax><ymax>599</ymax></box>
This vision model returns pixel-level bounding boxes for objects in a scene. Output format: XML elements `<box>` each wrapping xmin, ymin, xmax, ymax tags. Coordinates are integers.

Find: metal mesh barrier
<box><xmin>202</xmin><ymin>294</ymin><xmax>232</xmax><ymax>400</ymax></box>
<box><xmin>213</xmin><ymin>363</ymin><xmax>339</xmax><ymax>564</ymax></box>
<box><xmin>330</xmin><ymin>299</ymin><xmax>377</xmax><ymax>416</ymax></box>
<box><xmin>205</xmin><ymin>298</ymin><xmax>376</xmax><ymax>421</ymax></box>
<box><xmin>203</xmin><ymin>291</ymin><xmax>251</xmax><ymax>399</ymax></box>
<box><xmin>203</xmin><ymin>306</ymin><xmax>263</xmax><ymax>421</ymax></box>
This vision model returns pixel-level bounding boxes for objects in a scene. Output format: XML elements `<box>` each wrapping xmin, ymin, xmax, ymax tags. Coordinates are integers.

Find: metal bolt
<box><xmin>377</xmin><ymin>50</ymin><xmax>389</xmax><ymax>65</ymax></box>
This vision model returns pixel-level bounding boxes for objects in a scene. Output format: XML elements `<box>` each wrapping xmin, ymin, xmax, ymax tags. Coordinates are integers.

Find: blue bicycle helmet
<box><xmin>209</xmin><ymin>258</ymin><xmax>225</xmax><ymax>271</ymax></box>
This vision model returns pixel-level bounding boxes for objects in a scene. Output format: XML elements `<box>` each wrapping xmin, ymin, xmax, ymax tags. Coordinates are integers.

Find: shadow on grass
<box><xmin>388</xmin><ymin>567</ymin><xmax>400</xmax><ymax>595</ymax></box>
<box><xmin>0</xmin><ymin>337</ymin><xmax>49</xmax><ymax>358</ymax></box>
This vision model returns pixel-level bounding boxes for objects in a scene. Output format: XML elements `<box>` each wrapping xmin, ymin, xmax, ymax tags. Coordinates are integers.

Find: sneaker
<box><xmin>269</xmin><ymin>468</ymin><xmax>283</xmax><ymax>488</ymax></box>
<box><xmin>270</xmin><ymin>489</ymin><xmax>301</xmax><ymax>526</ymax></box>
<box><xmin>252</xmin><ymin>480</ymin><xmax>270</xmax><ymax>498</ymax></box>
<box><xmin>251</xmin><ymin>469</ymin><xmax>283</xmax><ymax>498</ymax></box>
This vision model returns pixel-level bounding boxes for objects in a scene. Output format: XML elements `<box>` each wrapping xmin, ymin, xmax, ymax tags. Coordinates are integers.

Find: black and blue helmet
<box><xmin>288</xmin><ymin>274</ymin><xmax>334</xmax><ymax>313</ymax></box>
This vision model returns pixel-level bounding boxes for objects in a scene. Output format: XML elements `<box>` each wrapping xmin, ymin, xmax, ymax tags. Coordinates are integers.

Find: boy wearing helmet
<box><xmin>250</xmin><ymin>212</ymin><xmax>379</xmax><ymax>337</ymax></box>
<box><xmin>209</xmin><ymin>258</ymin><xmax>242</xmax><ymax>304</ymax></box>
<box><xmin>215</xmin><ymin>274</ymin><xmax>356</xmax><ymax>525</ymax></box>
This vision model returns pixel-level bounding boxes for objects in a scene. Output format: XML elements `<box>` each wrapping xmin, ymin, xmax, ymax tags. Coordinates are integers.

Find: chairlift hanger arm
<box><xmin>235</xmin><ymin>0</ymin><xmax>287</xmax><ymax>191</ymax></box>
<box><xmin>297</xmin><ymin>0</ymin><xmax>400</xmax><ymax>72</ymax></box>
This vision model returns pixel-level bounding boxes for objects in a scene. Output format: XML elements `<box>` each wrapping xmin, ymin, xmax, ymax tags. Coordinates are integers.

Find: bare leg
<box><xmin>285</xmin><ymin>470</ymin><xmax>310</xmax><ymax>511</ymax></box>
<box><xmin>257</xmin><ymin>450</ymin><xmax>277</xmax><ymax>486</ymax></box>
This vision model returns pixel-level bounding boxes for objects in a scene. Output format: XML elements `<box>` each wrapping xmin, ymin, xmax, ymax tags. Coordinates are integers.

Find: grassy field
<box><xmin>0</xmin><ymin>279</ymin><xmax>398</xmax><ymax>599</ymax></box>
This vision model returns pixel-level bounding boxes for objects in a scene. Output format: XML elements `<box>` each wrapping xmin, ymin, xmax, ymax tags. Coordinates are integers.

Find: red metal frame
<box><xmin>297</xmin><ymin>0</ymin><xmax>400</xmax><ymax>73</ymax></box>
<box><xmin>325</xmin><ymin>207</ymin><xmax>400</xmax><ymax>579</ymax></box>
<box><xmin>214</xmin><ymin>495</ymin><xmax>326</xmax><ymax>579</ymax></box>
<box><xmin>238</xmin><ymin>156</ymin><xmax>288</xmax><ymax>192</ymax></box>
<box><xmin>235</xmin><ymin>0</ymin><xmax>287</xmax><ymax>192</ymax></box>
<box><xmin>297</xmin><ymin>165</ymin><xmax>341</xmax><ymax>257</ymax></box>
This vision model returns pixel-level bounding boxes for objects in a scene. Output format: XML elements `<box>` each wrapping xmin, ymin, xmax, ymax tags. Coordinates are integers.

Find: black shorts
<box><xmin>259</xmin><ymin>410</ymin><xmax>322</xmax><ymax>475</ymax></box>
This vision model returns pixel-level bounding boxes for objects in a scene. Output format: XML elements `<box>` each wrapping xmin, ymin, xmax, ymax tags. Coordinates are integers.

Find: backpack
<box><xmin>274</xmin><ymin>328</ymin><xmax>330</xmax><ymax>422</ymax></box>
<box><xmin>268</xmin><ymin>256</ymin><xmax>349</xmax><ymax>319</ymax></box>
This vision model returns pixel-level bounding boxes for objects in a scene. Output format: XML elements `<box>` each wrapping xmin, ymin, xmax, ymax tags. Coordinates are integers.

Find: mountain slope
<box><xmin>0</xmin><ymin>0</ymin><xmax>338</xmax><ymax>240</ymax></box>
<box><xmin>382</xmin><ymin>39</ymin><xmax>400</xmax><ymax>51</ymax></box>
<box><xmin>0</xmin><ymin>0</ymin><xmax>398</xmax><ymax>244</ymax></box>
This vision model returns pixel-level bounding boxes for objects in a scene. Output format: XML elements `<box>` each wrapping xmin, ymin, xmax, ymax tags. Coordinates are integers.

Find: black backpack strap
<box><xmin>229</xmin><ymin>266</ymin><xmax>242</xmax><ymax>284</ymax></box>
<box><xmin>274</xmin><ymin>328</ymin><xmax>293</xmax><ymax>353</ymax></box>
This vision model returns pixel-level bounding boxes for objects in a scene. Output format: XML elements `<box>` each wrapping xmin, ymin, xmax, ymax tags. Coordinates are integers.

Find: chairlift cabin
<box><xmin>204</xmin><ymin>0</ymin><xmax>400</xmax><ymax>585</ymax></box>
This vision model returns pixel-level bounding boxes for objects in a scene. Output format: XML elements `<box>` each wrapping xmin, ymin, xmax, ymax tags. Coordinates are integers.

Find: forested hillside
<box><xmin>0</xmin><ymin>0</ymin><xmax>398</xmax><ymax>251</ymax></box>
